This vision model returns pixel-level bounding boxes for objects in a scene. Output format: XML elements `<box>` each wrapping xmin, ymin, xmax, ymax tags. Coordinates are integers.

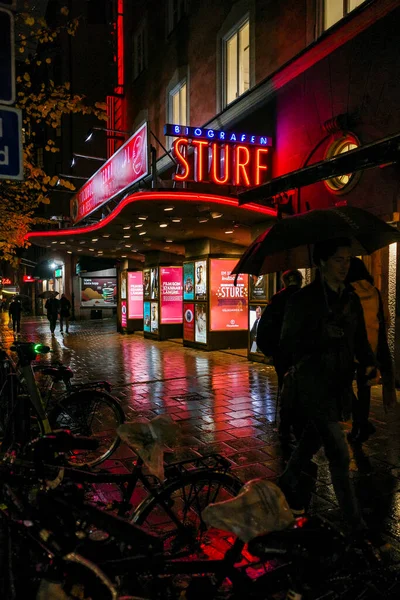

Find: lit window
<box><xmin>223</xmin><ymin>18</ymin><xmax>250</xmax><ymax>107</ymax></box>
<box><xmin>323</xmin><ymin>0</ymin><xmax>366</xmax><ymax>31</ymax></box>
<box><xmin>133</xmin><ymin>21</ymin><xmax>146</xmax><ymax>79</ymax></box>
<box><xmin>325</xmin><ymin>135</ymin><xmax>360</xmax><ymax>193</ymax></box>
<box><xmin>169</xmin><ymin>80</ymin><xmax>187</xmax><ymax>126</ymax></box>
<box><xmin>167</xmin><ymin>0</ymin><xmax>187</xmax><ymax>35</ymax></box>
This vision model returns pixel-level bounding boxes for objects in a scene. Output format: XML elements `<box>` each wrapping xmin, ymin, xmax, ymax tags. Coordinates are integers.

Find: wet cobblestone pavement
<box><xmin>2</xmin><ymin>314</ymin><xmax>400</xmax><ymax>566</ymax></box>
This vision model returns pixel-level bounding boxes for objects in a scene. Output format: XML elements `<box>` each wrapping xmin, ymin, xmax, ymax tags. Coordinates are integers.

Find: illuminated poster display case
<box><xmin>183</xmin><ymin>257</ymin><xmax>249</xmax><ymax>351</ymax></box>
<box><xmin>248</xmin><ymin>274</ymin><xmax>277</xmax><ymax>363</ymax></box>
<box><xmin>143</xmin><ymin>265</ymin><xmax>183</xmax><ymax>341</ymax></box>
<box><xmin>118</xmin><ymin>270</ymin><xmax>143</xmax><ymax>333</ymax></box>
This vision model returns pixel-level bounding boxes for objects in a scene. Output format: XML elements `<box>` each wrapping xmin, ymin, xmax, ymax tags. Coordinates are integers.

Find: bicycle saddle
<box><xmin>202</xmin><ymin>478</ymin><xmax>295</xmax><ymax>543</ymax></box>
<box><xmin>41</xmin><ymin>366</ymin><xmax>74</xmax><ymax>382</ymax></box>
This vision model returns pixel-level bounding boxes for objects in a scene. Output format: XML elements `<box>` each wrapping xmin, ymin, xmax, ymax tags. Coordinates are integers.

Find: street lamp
<box><xmin>85</xmin><ymin>127</ymin><xmax>130</xmax><ymax>142</ymax></box>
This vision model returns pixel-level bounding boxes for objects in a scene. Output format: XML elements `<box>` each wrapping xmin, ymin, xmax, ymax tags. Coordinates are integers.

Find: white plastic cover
<box><xmin>117</xmin><ymin>414</ymin><xmax>180</xmax><ymax>480</ymax></box>
<box><xmin>202</xmin><ymin>478</ymin><xmax>295</xmax><ymax>542</ymax></box>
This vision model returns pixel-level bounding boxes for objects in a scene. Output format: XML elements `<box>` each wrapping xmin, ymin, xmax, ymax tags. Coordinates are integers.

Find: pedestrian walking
<box><xmin>8</xmin><ymin>297</ymin><xmax>22</xmax><ymax>337</ymax></box>
<box><xmin>346</xmin><ymin>257</ymin><xmax>396</xmax><ymax>444</ymax></box>
<box><xmin>45</xmin><ymin>294</ymin><xmax>60</xmax><ymax>335</ymax></box>
<box><xmin>256</xmin><ymin>270</ymin><xmax>303</xmax><ymax>440</ymax></box>
<box><xmin>59</xmin><ymin>293</ymin><xmax>71</xmax><ymax>334</ymax></box>
<box><xmin>278</xmin><ymin>238</ymin><xmax>376</xmax><ymax>533</ymax></box>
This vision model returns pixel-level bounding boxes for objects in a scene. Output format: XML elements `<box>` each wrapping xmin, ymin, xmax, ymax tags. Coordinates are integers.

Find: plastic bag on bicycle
<box><xmin>202</xmin><ymin>479</ymin><xmax>295</xmax><ymax>542</ymax></box>
<box><xmin>117</xmin><ymin>414</ymin><xmax>180</xmax><ymax>481</ymax></box>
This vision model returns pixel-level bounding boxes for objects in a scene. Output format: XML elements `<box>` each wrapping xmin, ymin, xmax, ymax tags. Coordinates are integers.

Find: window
<box><xmin>167</xmin><ymin>0</ymin><xmax>187</xmax><ymax>35</ymax></box>
<box><xmin>133</xmin><ymin>21</ymin><xmax>146</xmax><ymax>79</ymax></box>
<box><xmin>323</xmin><ymin>0</ymin><xmax>366</xmax><ymax>31</ymax></box>
<box><xmin>169</xmin><ymin>80</ymin><xmax>187</xmax><ymax>127</ymax></box>
<box><xmin>324</xmin><ymin>135</ymin><xmax>361</xmax><ymax>193</ymax></box>
<box><xmin>223</xmin><ymin>18</ymin><xmax>250</xmax><ymax>107</ymax></box>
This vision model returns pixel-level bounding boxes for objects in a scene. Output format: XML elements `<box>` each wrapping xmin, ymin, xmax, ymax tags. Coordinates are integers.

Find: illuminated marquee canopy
<box><xmin>168</xmin><ymin>123</ymin><xmax>273</xmax><ymax>188</ymax></box>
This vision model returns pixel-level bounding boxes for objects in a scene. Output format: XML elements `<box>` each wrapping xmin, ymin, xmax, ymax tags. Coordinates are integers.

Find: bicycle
<box><xmin>0</xmin><ymin>342</ymin><xmax>125</xmax><ymax>467</ymax></box>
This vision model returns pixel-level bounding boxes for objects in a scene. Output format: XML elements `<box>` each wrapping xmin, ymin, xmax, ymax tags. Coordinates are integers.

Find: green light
<box><xmin>33</xmin><ymin>344</ymin><xmax>42</xmax><ymax>353</ymax></box>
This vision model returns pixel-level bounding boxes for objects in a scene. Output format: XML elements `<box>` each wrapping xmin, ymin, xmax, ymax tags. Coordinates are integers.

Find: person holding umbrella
<box><xmin>44</xmin><ymin>292</ymin><xmax>60</xmax><ymax>335</ymax></box>
<box><xmin>278</xmin><ymin>238</ymin><xmax>376</xmax><ymax>532</ymax></box>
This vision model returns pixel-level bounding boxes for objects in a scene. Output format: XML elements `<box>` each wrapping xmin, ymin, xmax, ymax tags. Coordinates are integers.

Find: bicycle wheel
<box><xmin>132</xmin><ymin>469</ymin><xmax>242</xmax><ymax>557</ymax></box>
<box><xmin>49</xmin><ymin>390</ymin><xmax>125</xmax><ymax>468</ymax></box>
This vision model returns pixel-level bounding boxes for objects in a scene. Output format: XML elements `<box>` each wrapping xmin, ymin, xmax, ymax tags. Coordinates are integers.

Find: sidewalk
<box><xmin>2</xmin><ymin>314</ymin><xmax>400</xmax><ymax>559</ymax></box>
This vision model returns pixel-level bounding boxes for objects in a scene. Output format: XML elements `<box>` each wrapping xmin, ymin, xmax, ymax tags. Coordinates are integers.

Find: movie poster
<box><xmin>151</xmin><ymin>302</ymin><xmax>159</xmax><ymax>334</ymax></box>
<box><xmin>195</xmin><ymin>303</ymin><xmax>207</xmax><ymax>344</ymax></box>
<box><xmin>183</xmin><ymin>303</ymin><xmax>195</xmax><ymax>341</ymax></box>
<box><xmin>160</xmin><ymin>266</ymin><xmax>183</xmax><ymax>324</ymax></box>
<box><xmin>151</xmin><ymin>267</ymin><xmax>159</xmax><ymax>300</ymax></box>
<box><xmin>121</xmin><ymin>300</ymin><xmax>127</xmax><ymax>328</ymax></box>
<box><xmin>183</xmin><ymin>263</ymin><xmax>195</xmax><ymax>301</ymax></box>
<box><xmin>249</xmin><ymin>304</ymin><xmax>266</xmax><ymax>354</ymax></box>
<box><xmin>143</xmin><ymin>269</ymin><xmax>151</xmax><ymax>299</ymax></box>
<box><xmin>250</xmin><ymin>275</ymin><xmax>268</xmax><ymax>302</ymax></box>
<box><xmin>120</xmin><ymin>271</ymin><xmax>127</xmax><ymax>300</ymax></box>
<box><xmin>143</xmin><ymin>302</ymin><xmax>151</xmax><ymax>332</ymax></box>
<box><xmin>128</xmin><ymin>271</ymin><xmax>144</xmax><ymax>319</ymax></box>
<box><xmin>209</xmin><ymin>259</ymin><xmax>248</xmax><ymax>331</ymax></box>
<box><xmin>195</xmin><ymin>259</ymin><xmax>207</xmax><ymax>300</ymax></box>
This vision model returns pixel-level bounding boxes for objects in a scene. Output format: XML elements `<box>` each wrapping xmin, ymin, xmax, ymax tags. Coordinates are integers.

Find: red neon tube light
<box><xmin>25</xmin><ymin>191</ymin><xmax>277</xmax><ymax>241</ymax></box>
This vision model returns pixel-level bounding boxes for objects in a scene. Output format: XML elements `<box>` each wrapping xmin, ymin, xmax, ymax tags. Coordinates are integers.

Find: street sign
<box><xmin>0</xmin><ymin>2</ymin><xmax>16</xmax><ymax>9</ymax></box>
<box><xmin>0</xmin><ymin>106</ymin><xmax>23</xmax><ymax>180</ymax></box>
<box><xmin>0</xmin><ymin>8</ymin><xmax>15</xmax><ymax>104</ymax></box>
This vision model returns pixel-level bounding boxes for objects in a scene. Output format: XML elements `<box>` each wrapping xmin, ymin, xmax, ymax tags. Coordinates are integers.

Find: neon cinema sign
<box><xmin>167</xmin><ymin>124</ymin><xmax>272</xmax><ymax>187</ymax></box>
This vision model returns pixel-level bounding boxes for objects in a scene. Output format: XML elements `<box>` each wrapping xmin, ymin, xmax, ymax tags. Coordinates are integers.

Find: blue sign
<box><xmin>0</xmin><ymin>106</ymin><xmax>23</xmax><ymax>180</ymax></box>
<box><xmin>164</xmin><ymin>123</ymin><xmax>272</xmax><ymax>147</ymax></box>
<box><xmin>0</xmin><ymin>8</ymin><xmax>14</xmax><ymax>104</ymax></box>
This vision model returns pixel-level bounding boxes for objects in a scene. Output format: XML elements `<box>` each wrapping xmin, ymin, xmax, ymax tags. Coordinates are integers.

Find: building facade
<box><xmin>28</xmin><ymin>0</ymin><xmax>400</xmax><ymax>372</ymax></box>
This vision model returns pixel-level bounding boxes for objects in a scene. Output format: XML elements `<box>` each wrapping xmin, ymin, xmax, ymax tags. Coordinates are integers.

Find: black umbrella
<box><xmin>38</xmin><ymin>290</ymin><xmax>59</xmax><ymax>299</ymax></box>
<box><xmin>232</xmin><ymin>207</ymin><xmax>400</xmax><ymax>276</ymax></box>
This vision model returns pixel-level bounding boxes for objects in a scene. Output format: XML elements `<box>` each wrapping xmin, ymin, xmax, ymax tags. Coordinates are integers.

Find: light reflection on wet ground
<box><xmin>2</xmin><ymin>314</ymin><xmax>400</xmax><ymax>557</ymax></box>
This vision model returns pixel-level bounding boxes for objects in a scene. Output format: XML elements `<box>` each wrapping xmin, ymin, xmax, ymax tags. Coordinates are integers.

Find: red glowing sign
<box><xmin>128</xmin><ymin>271</ymin><xmax>144</xmax><ymax>319</ymax></box>
<box><xmin>210</xmin><ymin>259</ymin><xmax>248</xmax><ymax>331</ymax></box>
<box><xmin>1</xmin><ymin>277</ymin><xmax>12</xmax><ymax>285</ymax></box>
<box><xmin>160</xmin><ymin>267</ymin><xmax>183</xmax><ymax>324</ymax></box>
<box><xmin>121</xmin><ymin>300</ymin><xmax>127</xmax><ymax>327</ymax></box>
<box><xmin>183</xmin><ymin>303</ymin><xmax>195</xmax><ymax>341</ymax></box>
<box><xmin>172</xmin><ymin>138</ymin><xmax>271</xmax><ymax>187</ymax></box>
<box><xmin>70</xmin><ymin>122</ymin><xmax>149</xmax><ymax>223</ymax></box>
<box><xmin>23</xmin><ymin>275</ymin><xmax>34</xmax><ymax>282</ymax></box>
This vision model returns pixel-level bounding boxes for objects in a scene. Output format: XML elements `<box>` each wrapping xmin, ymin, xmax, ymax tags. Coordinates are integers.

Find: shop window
<box><xmin>133</xmin><ymin>20</ymin><xmax>147</xmax><ymax>79</ymax></box>
<box><xmin>322</xmin><ymin>0</ymin><xmax>366</xmax><ymax>31</ymax></box>
<box><xmin>324</xmin><ymin>135</ymin><xmax>361</xmax><ymax>193</ymax></box>
<box><xmin>167</xmin><ymin>0</ymin><xmax>187</xmax><ymax>35</ymax></box>
<box><xmin>222</xmin><ymin>17</ymin><xmax>250</xmax><ymax>107</ymax></box>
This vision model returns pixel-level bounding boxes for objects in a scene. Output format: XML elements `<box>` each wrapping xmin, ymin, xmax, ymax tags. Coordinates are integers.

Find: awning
<box><xmin>239</xmin><ymin>132</ymin><xmax>400</xmax><ymax>206</ymax></box>
<box><xmin>26</xmin><ymin>190</ymin><xmax>277</xmax><ymax>260</ymax></box>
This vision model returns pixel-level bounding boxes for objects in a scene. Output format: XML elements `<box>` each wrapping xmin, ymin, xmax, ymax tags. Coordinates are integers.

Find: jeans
<box><xmin>12</xmin><ymin>318</ymin><xmax>20</xmax><ymax>333</ymax></box>
<box><xmin>280</xmin><ymin>419</ymin><xmax>362</xmax><ymax>526</ymax></box>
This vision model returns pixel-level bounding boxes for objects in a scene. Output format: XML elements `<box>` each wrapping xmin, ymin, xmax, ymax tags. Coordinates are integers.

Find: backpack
<box><xmin>256</xmin><ymin>301</ymin><xmax>283</xmax><ymax>357</ymax></box>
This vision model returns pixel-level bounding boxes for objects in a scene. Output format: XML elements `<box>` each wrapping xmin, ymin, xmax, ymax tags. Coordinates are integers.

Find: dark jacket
<box><xmin>60</xmin><ymin>296</ymin><xmax>71</xmax><ymax>317</ymax></box>
<box><xmin>256</xmin><ymin>284</ymin><xmax>301</xmax><ymax>357</ymax></box>
<box><xmin>280</xmin><ymin>279</ymin><xmax>375</xmax><ymax>421</ymax></box>
<box><xmin>9</xmin><ymin>300</ymin><xmax>22</xmax><ymax>319</ymax></box>
<box><xmin>45</xmin><ymin>297</ymin><xmax>60</xmax><ymax>317</ymax></box>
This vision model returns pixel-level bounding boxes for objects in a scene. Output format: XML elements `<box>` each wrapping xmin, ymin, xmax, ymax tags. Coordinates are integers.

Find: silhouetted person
<box><xmin>59</xmin><ymin>293</ymin><xmax>71</xmax><ymax>334</ymax></box>
<box><xmin>45</xmin><ymin>295</ymin><xmax>60</xmax><ymax>335</ymax></box>
<box><xmin>8</xmin><ymin>297</ymin><xmax>22</xmax><ymax>336</ymax></box>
